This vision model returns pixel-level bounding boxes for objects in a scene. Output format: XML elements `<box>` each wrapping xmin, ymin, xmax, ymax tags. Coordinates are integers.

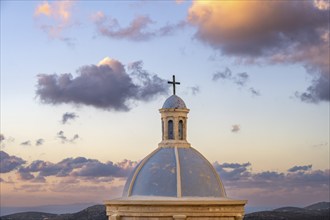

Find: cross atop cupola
<box><xmin>168</xmin><ymin>75</ymin><xmax>180</xmax><ymax>95</ymax></box>
<box><xmin>159</xmin><ymin>76</ymin><xmax>190</xmax><ymax>148</ymax></box>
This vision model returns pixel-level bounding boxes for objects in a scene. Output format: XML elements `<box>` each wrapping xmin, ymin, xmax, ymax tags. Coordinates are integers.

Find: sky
<box><xmin>0</xmin><ymin>0</ymin><xmax>329</xmax><ymax>212</ymax></box>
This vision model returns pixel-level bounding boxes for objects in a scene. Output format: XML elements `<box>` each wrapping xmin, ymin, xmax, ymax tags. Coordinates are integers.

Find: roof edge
<box><xmin>105</xmin><ymin>197</ymin><xmax>247</xmax><ymax>205</ymax></box>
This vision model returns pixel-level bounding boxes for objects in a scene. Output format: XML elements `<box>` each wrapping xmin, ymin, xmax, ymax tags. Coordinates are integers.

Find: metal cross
<box><xmin>168</xmin><ymin>75</ymin><xmax>180</xmax><ymax>95</ymax></box>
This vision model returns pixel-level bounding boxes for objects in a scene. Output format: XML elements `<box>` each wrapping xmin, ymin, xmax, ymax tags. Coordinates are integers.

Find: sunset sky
<box><xmin>1</xmin><ymin>0</ymin><xmax>329</xmax><ymax>212</ymax></box>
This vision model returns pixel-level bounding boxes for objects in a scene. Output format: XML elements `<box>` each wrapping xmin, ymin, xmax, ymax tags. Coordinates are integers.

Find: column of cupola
<box><xmin>174</xmin><ymin>116</ymin><xmax>179</xmax><ymax>140</ymax></box>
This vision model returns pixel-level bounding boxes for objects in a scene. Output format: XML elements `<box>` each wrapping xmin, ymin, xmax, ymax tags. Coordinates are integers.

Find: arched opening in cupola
<box><xmin>179</xmin><ymin>120</ymin><xmax>183</xmax><ymax>140</ymax></box>
<box><xmin>168</xmin><ymin>120</ymin><xmax>174</xmax><ymax>139</ymax></box>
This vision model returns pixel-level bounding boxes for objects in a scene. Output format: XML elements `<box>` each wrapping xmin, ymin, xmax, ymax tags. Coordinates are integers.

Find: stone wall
<box><xmin>106</xmin><ymin>200</ymin><xmax>246</xmax><ymax>220</ymax></box>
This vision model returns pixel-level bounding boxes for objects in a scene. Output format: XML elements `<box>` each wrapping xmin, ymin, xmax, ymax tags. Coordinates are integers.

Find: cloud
<box><xmin>235</xmin><ymin>72</ymin><xmax>249</xmax><ymax>86</ymax></box>
<box><xmin>34</xmin><ymin>1</ymin><xmax>73</xmax><ymax>23</ymax></box>
<box><xmin>0</xmin><ymin>134</ymin><xmax>4</xmax><ymax>142</ymax></box>
<box><xmin>295</xmin><ymin>75</ymin><xmax>330</xmax><ymax>103</ymax></box>
<box><xmin>91</xmin><ymin>11</ymin><xmax>106</xmax><ymax>23</ymax></box>
<box><xmin>213</xmin><ymin>161</ymin><xmax>329</xmax><ymax>205</ymax></box>
<box><xmin>11</xmin><ymin>153</ymin><xmax>137</xmax><ymax>183</ymax></box>
<box><xmin>17</xmin><ymin>139</ymin><xmax>44</xmax><ymax>146</ymax></box>
<box><xmin>213</xmin><ymin>67</ymin><xmax>249</xmax><ymax>86</ymax></box>
<box><xmin>231</xmin><ymin>124</ymin><xmax>240</xmax><ymax>133</ymax></box>
<box><xmin>175</xmin><ymin>0</ymin><xmax>186</xmax><ymax>4</ymax></box>
<box><xmin>0</xmin><ymin>135</ymin><xmax>15</xmax><ymax>148</ymax></box>
<box><xmin>35</xmin><ymin>138</ymin><xmax>45</xmax><ymax>146</ymax></box>
<box><xmin>212</xmin><ymin>67</ymin><xmax>232</xmax><ymax>81</ymax></box>
<box><xmin>98</xmin><ymin>57</ymin><xmax>125</xmax><ymax>73</ymax></box>
<box><xmin>61</xmin><ymin>112</ymin><xmax>78</xmax><ymax>124</ymax></box>
<box><xmin>213</xmin><ymin>68</ymin><xmax>260</xmax><ymax>96</ymax></box>
<box><xmin>36</xmin><ymin>57</ymin><xmax>169</xmax><ymax>111</ymax></box>
<box><xmin>14</xmin><ymin>184</ymin><xmax>47</xmax><ymax>193</ymax></box>
<box><xmin>312</xmin><ymin>142</ymin><xmax>328</xmax><ymax>148</ymax></box>
<box><xmin>188</xmin><ymin>86</ymin><xmax>200</xmax><ymax>95</ymax></box>
<box><xmin>18</xmin><ymin>158</ymin><xmax>87</xmax><ymax>178</ymax></box>
<box><xmin>17</xmin><ymin>170</ymin><xmax>35</xmax><ymax>181</ymax></box>
<box><xmin>92</xmin><ymin>12</ymin><xmax>186</xmax><ymax>41</ymax></box>
<box><xmin>50</xmin><ymin>182</ymin><xmax>106</xmax><ymax>193</ymax></box>
<box><xmin>16</xmin><ymin>165</ymin><xmax>47</xmax><ymax>182</ymax></box>
<box><xmin>188</xmin><ymin>1</ymin><xmax>329</xmax><ymax>62</ymax></box>
<box><xmin>314</xmin><ymin>0</ymin><xmax>330</xmax><ymax>10</ymax></box>
<box><xmin>20</xmin><ymin>155</ymin><xmax>323</xmax><ymax>190</ymax></box>
<box><xmin>288</xmin><ymin>165</ymin><xmax>313</xmax><ymax>172</ymax></box>
<box><xmin>189</xmin><ymin>1</ymin><xmax>329</xmax><ymax>103</ymax></box>
<box><xmin>214</xmin><ymin>162</ymin><xmax>251</xmax><ymax>181</ymax></box>
<box><xmin>72</xmin><ymin>161</ymin><xmax>131</xmax><ymax>178</ymax></box>
<box><xmin>0</xmin><ymin>151</ymin><xmax>26</xmax><ymax>173</ymax></box>
<box><xmin>34</xmin><ymin>2</ymin><xmax>52</xmax><ymax>17</ymax></box>
<box><xmin>34</xmin><ymin>1</ymin><xmax>75</xmax><ymax>46</ymax></box>
<box><xmin>127</xmin><ymin>61</ymin><xmax>169</xmax><ymax>101</ymax></box>
<box><xmin>3</xmin><ymin>151</ymin><xmax>328</xmax><ymax>207</ymax></box>
<box><xmin>56</xmin><ymin>131</ymin><xmax>79</xmax><ymax>144</ymax></box>
<box><xmin>249</xmin><ymin>87</ymin><xmax>261</xmax><ymax>96</ymax></box>
<box><xmin>221</xmin><ymin>162</ymin><xmax>251</xmax><ymax>169</ymax></box>
<box><xmin>20</xmin><ymin>140</ymin><xmax>31</xmax><ymax>146</ymax></box>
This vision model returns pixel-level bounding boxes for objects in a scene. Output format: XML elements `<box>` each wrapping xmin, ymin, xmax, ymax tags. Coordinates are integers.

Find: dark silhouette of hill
<box><xmin>1</xmin><ymin>202</ymin><xmax>329</xmax><ymax>220</ymax></box>
<box><xmin>0</xmin><ymin>211</ymin><xmax>58</xmax><ymax>220</ymax></box>
<box><xmin>51</xmin><ymin>205</ymin><xmax>106</xmax><ymax>220</ymax></box>
<box><xmin>0</xmin><ymin>205</ymin><xmax>106</xmax><ymax>220</ymax></box>
<box><xmin>244</xmin><ymin>202</ymin><xmax>329</xmax><ymax>220</ymax></box>
<box><xmin>1</xmin><ymin>203</ymin><xmax>96</xmax><ymax>216</ymax></box>
<box><xmin>305</xmin><ymin>202</ymin><xmax>330</xmax><ymax>210</ymax></box>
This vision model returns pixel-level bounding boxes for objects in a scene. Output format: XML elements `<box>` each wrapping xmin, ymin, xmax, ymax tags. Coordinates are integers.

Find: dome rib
<box><xmin>127</xmin><ymin>147</ymin><xmax>161</xmax><ymax>196</ymax></box>
<box><xmin>174</xmin><ymin>147</ymin><xmax>182</xmax><ymax>197</ymax></box>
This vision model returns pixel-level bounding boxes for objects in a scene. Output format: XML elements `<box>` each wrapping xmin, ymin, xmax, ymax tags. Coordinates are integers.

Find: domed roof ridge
<box><xmin>162</xmin><ymin>95</ymin><xmax>187</xmax><ymax>109</ymax></box>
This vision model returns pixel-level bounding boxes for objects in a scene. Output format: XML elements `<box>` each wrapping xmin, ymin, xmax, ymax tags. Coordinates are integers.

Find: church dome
<box><xmin>162</xmin><ymin>95</ymin><xmax>187</xmax><ymax>109</ymax></box>
<box><xmin>122</xmin><ymin>147</ymin><xmax>227</xmax><ymax>198</ymax></box>
<box><xmin>122</xmin><ymin>76</ymin><xmax>227</xmax><ymax>200</ymax></box>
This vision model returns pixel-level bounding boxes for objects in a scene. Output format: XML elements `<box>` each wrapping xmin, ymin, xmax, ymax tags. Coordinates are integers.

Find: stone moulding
<box><xmin>105</xmin><ymin>199</ymin><xmax>247</xmax><ymax>220</ymax></box>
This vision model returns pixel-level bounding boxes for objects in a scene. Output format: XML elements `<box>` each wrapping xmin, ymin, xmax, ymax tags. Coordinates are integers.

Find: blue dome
<box><xmin>162</xmin><ymin>95</ymin><xmax>187</xmax><ymax>109</ymax></box>
<box><xmin>122</xmin><ymin>147</ymin><xmax>226</xmax><ymax>198</ymax></box>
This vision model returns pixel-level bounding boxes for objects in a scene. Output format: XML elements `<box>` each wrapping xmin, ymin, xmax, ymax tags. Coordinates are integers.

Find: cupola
<box><xmin>159</xmin><ymin>76</ymin><xmax>190</xmax><ymax>148</ymax></box>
